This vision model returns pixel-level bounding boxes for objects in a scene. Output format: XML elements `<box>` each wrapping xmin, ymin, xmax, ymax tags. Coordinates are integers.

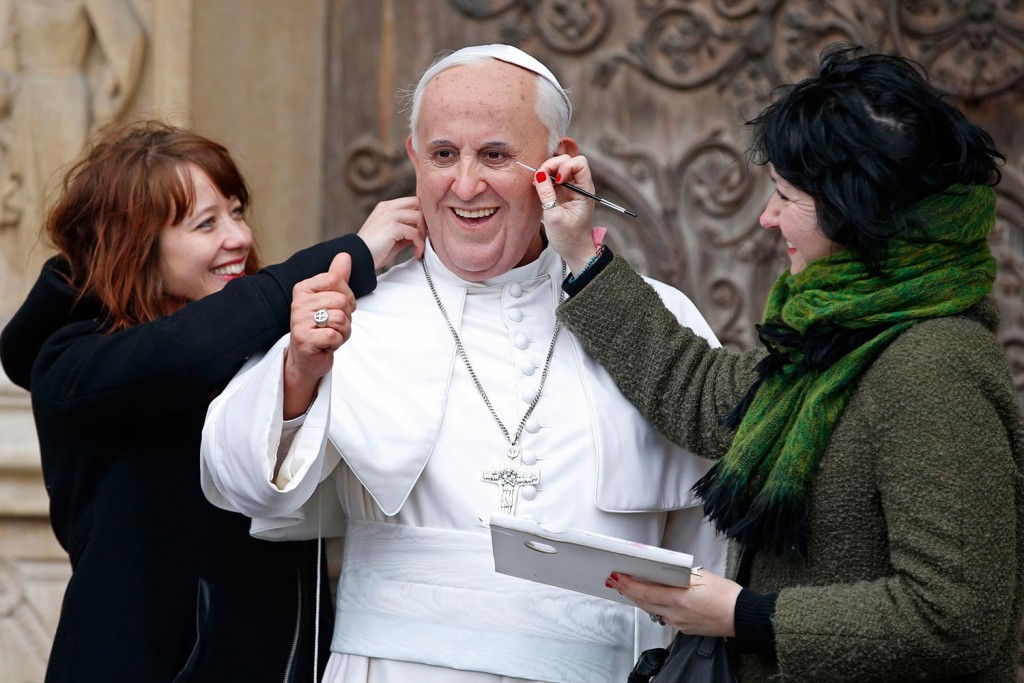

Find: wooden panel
<box><xmin>326</xmin><ymin>0</ymin><xmax>1024</xmax><ymax>395</ymax></box>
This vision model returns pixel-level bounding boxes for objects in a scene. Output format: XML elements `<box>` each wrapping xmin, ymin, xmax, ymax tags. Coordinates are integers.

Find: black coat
<box><xmin>0</xmin><ymin>235</ymin><xmax>377</xmax><ymax>683</ymax></box>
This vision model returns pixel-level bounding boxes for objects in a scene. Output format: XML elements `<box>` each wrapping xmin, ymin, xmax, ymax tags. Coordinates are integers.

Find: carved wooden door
<box><xmin>325</xmin><ymin>0</ymin><xmax>1024</xmax><ymax>405</ymax></box>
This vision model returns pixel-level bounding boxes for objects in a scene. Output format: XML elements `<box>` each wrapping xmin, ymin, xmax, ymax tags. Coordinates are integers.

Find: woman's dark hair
<box><xmin>47</xmin><ymin>120</ymin><xmax>261</xmax><ymax>331</ymax></box>
<box><xmin>747</xmin><ymin>45</ymin><xmax>1004</xmax><ymax>273</ymax></box>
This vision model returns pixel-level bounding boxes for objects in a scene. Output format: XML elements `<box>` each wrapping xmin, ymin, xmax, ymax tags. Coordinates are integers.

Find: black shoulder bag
<box><xmin>627</xmin><ymin>631</ymin><xmax>735</xmax><ymax>683</ymax></box>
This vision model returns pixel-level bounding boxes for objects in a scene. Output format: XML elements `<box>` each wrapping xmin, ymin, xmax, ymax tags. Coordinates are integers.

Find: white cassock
<box><xmin>201</xmin><ymin>242</ymin><xmax>726</xmax><ymax>683</ymax></box>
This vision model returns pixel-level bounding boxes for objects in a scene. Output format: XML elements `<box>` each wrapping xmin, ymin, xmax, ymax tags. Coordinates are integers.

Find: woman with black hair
<box><xmin>534</xmin><ymin>47</ymin><xmax>1024</xmax><ymax>681</ymax></box>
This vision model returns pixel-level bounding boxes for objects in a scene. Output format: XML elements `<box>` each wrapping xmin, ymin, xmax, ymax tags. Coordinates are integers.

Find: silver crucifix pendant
<box><xmin>482</xmin><ymin>463</ymin><xmax>539</xmax><ymax>515</ymax></box>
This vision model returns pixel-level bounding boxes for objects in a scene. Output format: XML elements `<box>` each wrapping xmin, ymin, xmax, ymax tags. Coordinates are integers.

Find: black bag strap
<box><xmin>627</xmin><ymin>647</ymin><xmax>669</xmax><ymax>683</ymax></box>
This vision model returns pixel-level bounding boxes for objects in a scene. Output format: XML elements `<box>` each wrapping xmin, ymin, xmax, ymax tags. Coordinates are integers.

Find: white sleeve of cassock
<box><xmin>662</xmin><ymin>506</ymin><xmax>728</xmax><ymax>577</ymax></box>
<box><xmin>200</xmin><ymin>334</ymin><xmax>344</xmax><ymax>539</ymax></box>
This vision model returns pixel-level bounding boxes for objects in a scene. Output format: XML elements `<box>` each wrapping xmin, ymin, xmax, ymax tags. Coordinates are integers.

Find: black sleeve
<box><xmin>561</xmin><ymin>246</ymin><xmax>614</xmax><ymax>297</ymax></box>
<box><xmin>733</xmin><ymin>588</ymin><xmax>778</xmax><ymax>656</ymax></box>
<box><xmin>29</xmin><ymin>234</ymin><xmax>376</xmax><ymax>425</ymax></box>
<box><xmin>262</xmin><ymin>232</ymin><xmax>376</xmax><ymax>299</ymax></box>
<box><xmin>1</xmin><ymin>257</ymin><xmax>85</xmax><ymax>390</ymax></box>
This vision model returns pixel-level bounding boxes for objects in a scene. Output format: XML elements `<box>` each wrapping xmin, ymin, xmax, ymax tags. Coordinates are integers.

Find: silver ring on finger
<box><xmin>541</xmin><ymin>200</ymin><xmax>558</xmax><ymax>210</ymax></box>
<box><xmin>314</xmin><ymin>308</ymin><xmax>329</xmax><ymax>327</ymax></box>
<box><xmin>648</xmin><ymin>611</ymin><xmax>665</xmax><ymax>626</ymax></box>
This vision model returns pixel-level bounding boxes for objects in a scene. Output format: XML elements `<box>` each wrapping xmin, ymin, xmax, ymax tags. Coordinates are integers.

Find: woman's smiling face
<box><xmin>158</xmin><ymin>164</ymin><xmax>253</xmax><ymax>301</ymax></box>
<box><xmin>760</xmin><ymin>166</ymin><xmax>839</xmax><ymax>275</ymax></box>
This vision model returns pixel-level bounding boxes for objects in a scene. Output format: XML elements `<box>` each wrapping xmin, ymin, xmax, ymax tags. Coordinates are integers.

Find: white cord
<box><xmin>313</xmin><ymin>488</ymin><xmax>322</xmax><ymax>682</ymax></box>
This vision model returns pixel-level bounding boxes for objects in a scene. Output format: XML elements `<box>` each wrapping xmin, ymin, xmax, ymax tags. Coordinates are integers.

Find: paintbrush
<box><xmin>513</xmin><ymin>160</ymin><xmax>638</xmax><ymax>218</ymax></box>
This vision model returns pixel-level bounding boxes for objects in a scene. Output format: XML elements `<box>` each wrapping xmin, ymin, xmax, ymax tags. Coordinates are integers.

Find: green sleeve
<box><xmin>557</xmin><ymin>255</ymin><xmax>763</xmax><ymax>459</ymax></box>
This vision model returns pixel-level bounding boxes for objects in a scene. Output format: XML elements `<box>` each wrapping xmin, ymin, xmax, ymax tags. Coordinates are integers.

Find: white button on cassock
<box><xmin>522</xmin><ymin>389</ymin><xmax>537</xmax><ymax>403</ymax></box>
<box><xmin>522</xmin><ymin>451</ymin><xmax>538</xmax><ymax>466</ymax></box>
<box><xmin>525</xmin><ymin>417</ymin><xmax>540</xmax><ymax>433</ymax></box>
<box><xmin>521</xmin><ymin>485</ymin><xmax>538</xmax><ymax>500</ymax></box>
<box><xmin>520</xmin><ymin>361</ymin><xmax>535</xmax><ymax>376</ymax></box>
<box><xmin>509</xmin><ymin>283</ymin><xmax>524</xmax><ymax>298</ymax></box>
<box><xmin>514</xmin><ymin>334</ymin><xmax>529</xmax><ymax>350</ymax></box>
<box><xmin>508</xmin><ymin>308</ymin><xmax>523</xmax><ymax>322</ymax></box>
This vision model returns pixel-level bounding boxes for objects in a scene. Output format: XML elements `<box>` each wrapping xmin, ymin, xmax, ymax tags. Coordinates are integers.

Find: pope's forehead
<box><xmin>422</xmin><ymin>61</ymin><xmax>538</xmax><ymax>112</ymax></box>
<box><xmin>416</xmin><ymin>63</ymin><xmax>547</xmax><ymax>149</ymax></box>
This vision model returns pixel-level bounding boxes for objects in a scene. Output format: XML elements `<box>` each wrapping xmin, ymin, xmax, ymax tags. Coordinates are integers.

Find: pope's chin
<box><xmin>438</xmin><ymin>236</ymin><xmax>520</xmax><ymax>279</ymax></box>
<box><xmin>437</xmin><ymin>210</ymin><xmax>505</xmax><ymax>249</ymax></box>
<box><xmin>448</xmin><ymin>247</ymin><xmax>506</xmax><ymax>273</ymax></box>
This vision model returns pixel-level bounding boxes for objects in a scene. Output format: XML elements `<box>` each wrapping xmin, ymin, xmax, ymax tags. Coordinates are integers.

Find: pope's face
<box><xmin>406</xmin><ymin>61</ymin><xmax>562</xmax><ymax>281</ymax></box>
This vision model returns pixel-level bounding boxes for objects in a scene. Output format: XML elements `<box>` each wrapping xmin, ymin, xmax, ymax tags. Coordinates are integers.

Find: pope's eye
<box><xmin>482</xmin><ymin>149</ymin><xmax>511</xmax><ymax>167</ymax></box>
<box><xmin>430</xmin><ymin>149</ymin><xmax>457</xmax><ymax>165</ymax></box>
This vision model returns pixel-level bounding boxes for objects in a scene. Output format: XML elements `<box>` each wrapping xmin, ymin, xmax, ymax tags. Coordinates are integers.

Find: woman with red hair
<box><xmin>0</xmin><ymin>120</ymin><xmax>424</xmax><ymax>682</ymax></box>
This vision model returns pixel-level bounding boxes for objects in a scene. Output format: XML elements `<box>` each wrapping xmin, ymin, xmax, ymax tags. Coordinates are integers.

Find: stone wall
<box><xmin>0</xmin><ymin>1</ymin><xmax>328</xmax><ymax>679</ymax></box>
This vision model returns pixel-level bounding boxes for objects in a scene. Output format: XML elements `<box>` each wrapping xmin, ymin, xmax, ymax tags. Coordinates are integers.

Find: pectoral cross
<box><xmin>482</xmin><ymin>463</ymin><xmax>539</xmax><ymax>514</ymax></box>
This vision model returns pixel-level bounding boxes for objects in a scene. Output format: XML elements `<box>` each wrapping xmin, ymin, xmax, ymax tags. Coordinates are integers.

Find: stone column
<box><xmin>0</xmin><ymin>373</ymin><xmax>66</xmax><ymax>683</ymax></box>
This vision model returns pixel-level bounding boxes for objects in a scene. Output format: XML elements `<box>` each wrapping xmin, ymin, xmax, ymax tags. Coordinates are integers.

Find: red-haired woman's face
<box><xmin>158</xmin><ymin>165</ymin><xmax>252</xmax><ymax>301</ymax></box>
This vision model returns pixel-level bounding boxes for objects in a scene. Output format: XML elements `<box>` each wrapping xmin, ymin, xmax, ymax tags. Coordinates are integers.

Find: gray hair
<box><xmin>406</xmin><ymin>51</ymin><xmax>571</xmax><ymax>155</ymax></box>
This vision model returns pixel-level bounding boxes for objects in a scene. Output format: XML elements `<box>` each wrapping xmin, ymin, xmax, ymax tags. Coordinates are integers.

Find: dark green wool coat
<box><xmin>558</xmin><ymin>255</ymin><xmax>1024</xmax><ymax>683</ymax></box>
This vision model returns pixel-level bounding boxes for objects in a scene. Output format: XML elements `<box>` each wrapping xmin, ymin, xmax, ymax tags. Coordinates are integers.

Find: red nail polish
<box><xmin>610</xmin><ymin>572</ymin><xmax>620</xmax><ymax>582</ymax></box>
<box><xmin>605</xmin><ymin>581</ymin><xmax>613</xmax><ymax>588</ymax></box>
<box><xmin>535</xmin><ymin>171</ymin><xmax>547</xmax><ymax>183</ymax></box>
<box><xmin>554</xmin><ymin>173</ymin><xmax>562</xmax><ymax>183</ymax></box>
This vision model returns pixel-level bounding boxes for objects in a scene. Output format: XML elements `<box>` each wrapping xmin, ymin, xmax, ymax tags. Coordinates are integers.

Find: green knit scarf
<box><xmin>693</xmin><ymin>185</ymin><xmax>998</xmax><ymax>556</ymax></box>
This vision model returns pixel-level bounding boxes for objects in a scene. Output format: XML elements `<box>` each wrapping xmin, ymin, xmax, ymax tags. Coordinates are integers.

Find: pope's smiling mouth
<box><xmin>453</xmin><ymin>207</ymin><xmax>498</xmax><ymax>220</ymax></box>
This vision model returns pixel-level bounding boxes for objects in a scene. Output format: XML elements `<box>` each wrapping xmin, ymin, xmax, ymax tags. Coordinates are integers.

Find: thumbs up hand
<box><xmin>283</xmin><ymin>252</ymin><xmax>356</xmax><ymax>418</ymax></box>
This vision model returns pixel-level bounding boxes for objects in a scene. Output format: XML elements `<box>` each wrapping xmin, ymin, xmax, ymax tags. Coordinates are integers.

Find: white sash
<box><xmin>331</xmin><ymin>520</ymin><xmax>665</xmax><ymax>683</ymax></box>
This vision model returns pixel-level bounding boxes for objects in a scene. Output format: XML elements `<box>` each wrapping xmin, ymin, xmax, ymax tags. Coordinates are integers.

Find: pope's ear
<box><xmin>555</xmin><ymin>137</ymin><xmax>579</xmax><ymax>157</ymax></box>
<box><xmin>405</xmin><ymin>135</ymin><xmax>417</xmax><ymax>164</ymax></box>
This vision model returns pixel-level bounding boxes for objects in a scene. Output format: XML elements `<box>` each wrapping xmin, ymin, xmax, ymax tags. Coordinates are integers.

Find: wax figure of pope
<box><xmin>200</xmin><ymin>44</ymin><xmax>726</xmax><ymax>683</ymax></box>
